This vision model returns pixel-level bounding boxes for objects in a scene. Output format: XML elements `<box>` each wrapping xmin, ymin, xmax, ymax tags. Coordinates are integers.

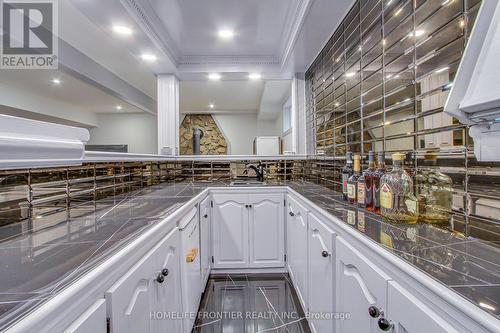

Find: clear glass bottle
<box><xmin>342</xmin><ymin>152</ymin><xmax>353</xmax><ymax>201</ymax></box>
<box><xmin>372</xmin><ymin>152</ymin><xmax>386</xmax><ymax>214</ymax></box>
<box><xmin>416</xmin><ymin>153</ymin><xmax>453</xmax><ymax>223</ymax></box>
<box><xmin>380</xmin><ymin>153</ymin><xmax>418</xmax><ymax>223</ymax></box>
<box><xmin>361</xmin><ymin>151</ymin><xmax>376</xmax><ymax>209</ymax></box>
<box><xmin>347</xmin><ymin>155</ymin><xmax>361</xmax><ymax>204</ymax></box>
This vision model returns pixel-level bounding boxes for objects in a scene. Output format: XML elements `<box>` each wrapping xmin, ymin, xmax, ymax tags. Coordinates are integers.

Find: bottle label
<box><xmin>380</xmin><ymin>183</ymin><xmax>393</xmax><ymax>209</ymax></box>
<box><xmin>357</xmin><ymin>183</ymin><xmax>365</xmax><ymax>204</ymax></box>
<box><xmin>342</xmin><ymin>174</ymin><xmax>349</xmax><ymax>194</ymax></box>
<box><xmin>347</xmin><ymin>183</ymin><xmax>356</xmax><ymax>199</ymax></box>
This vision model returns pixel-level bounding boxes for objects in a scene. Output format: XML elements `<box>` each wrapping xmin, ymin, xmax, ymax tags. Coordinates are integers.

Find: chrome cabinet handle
<box><xmin>289</xmin><ymin>211</ymin><xmax>295</xmax><ymax>217</ymax></box>
<box><xmin>368</xmin><ymin>305</ymin><xmax>382</xmax><ymax>318</ymax></box>
<box><xmin>377</xmin><ymin>318</ymin><xmax>393</xmax><ymax>331</ymax></box>
<box><xmin>156</xmin><ymin>273</ymin><xmax>165</xmax><ymax>283</ymax></box>
<box><xmin>203</xmin><ymin>214</ymin><xmax>208</xmax><ymax>218</ymax></box>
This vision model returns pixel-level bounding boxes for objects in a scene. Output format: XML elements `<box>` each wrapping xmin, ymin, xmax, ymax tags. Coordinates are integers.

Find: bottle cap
<box><xmin>368</xmin><ymin>151</ymin><xmax>375</xmax><ymax>162</ymax></box>
<box><xmin>392</xmin><ymin>153</ymin><xmax>405</xmax><ymax>161</ymax></box>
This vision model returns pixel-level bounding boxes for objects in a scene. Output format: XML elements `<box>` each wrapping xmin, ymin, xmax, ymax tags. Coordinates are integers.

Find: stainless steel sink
<box><xmin>230</xmin><ymin>180</ymin><xmax>266</xmax><ymax>186</ymax></box>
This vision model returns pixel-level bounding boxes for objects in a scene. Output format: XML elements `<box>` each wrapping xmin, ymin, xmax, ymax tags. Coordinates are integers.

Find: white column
<box><xmin>292</xmin><ymin>73</ymin><xmax>307</xmax><ymax>155</ymax></box>
<box><xmin>157</xmin><ymin>74</ymin><xmax>180</xmax><ymax>155</ymax></box>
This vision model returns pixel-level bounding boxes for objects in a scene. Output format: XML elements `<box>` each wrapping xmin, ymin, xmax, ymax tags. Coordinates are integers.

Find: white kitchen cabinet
<box><xmin>63</xmin><ymin>299</ymin><xmax>106</xmax><ymax>333</ymax></box>
<box><xmin>335</xmin><ymin>237</ymin><xmax>391</xmax><ymax>333</ymax></box>
<box><xmin>212</xmin><ymin>192</ymin><xmax>284</xmax><ymax>269</ymax></box>
<box><xmin>248</xmin><ymin>193</ymin><xmax>285</xmax><ymax>268</ymax></box>
<box><xmin>386</xmin><ymin>281</ymin><xmax>459</xmax><ymax>333</ymax></box>
<box><xmin>212</xmin><ymin>193</ymin><xmax>249</xmax><ymax>268</ymax></box>
<box><xmin>105</xmin><ymin>227</ymin><xmax>182</xmax><ymax>333</ymax></box>
<box><xmin>286</xmin><ymin>195</ymin><xmax>309</xmax><ymax>310</ymax></box>
<box><xmin>179</xmin><ymin>207</ymin><xmax>202</xmax><ymax>332</ymax></box>
<box><xmin>199</xmin><ymin>196</ymin><xmax>212</xmax><ymax>287</ymax></box>
<box><xmin>308</xmin><ymin>213</ymin><xmax>336</xmax><ymax>333</ymax></box>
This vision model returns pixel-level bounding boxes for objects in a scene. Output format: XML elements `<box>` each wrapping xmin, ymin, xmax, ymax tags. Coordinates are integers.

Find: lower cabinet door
<box><xmin>308</xmin><ymin>213</ymin><xmax>336</xmax><ymax>333</ymax></box>
<box><xmin>179</xmin><ymin>207</ymin><xmax>202</xmax><ymax>332</ymax></box>
<box><xmin>105</xmin><ymin>228</ymin><xmax>182</xmax><ymax>333</ymax></box>
<box><xmin>336</xmin><ymin>237</ymin><xmax>391</xmax><ymax>333</ymax></box>
<box><xmin>386</xmin><ymin>281</ymin><xmax>460</xmax><ymax>333</ymax></box>
<box><xmin>248</xmin><ymin>193</ymin><xmax>285</xmax><ymax>268</ymax></box>
<box><xmin>200</xmin><ymin>196</ymin><xmax>212</xmax><ymax>286</ymax></box>
<box><xmin>63</xmin><ymin>299</ymin><xmax>107</xmax><ymax>333</ymax></box>
<box><xmin>287</xmin><ymin>195</ymin><xmax>308</xmax><ymax>310</ymax></box>
<box><xmin>212</xmin><ymin>193</ymin><xmax>249</xmax><ymax>268</ymax></box>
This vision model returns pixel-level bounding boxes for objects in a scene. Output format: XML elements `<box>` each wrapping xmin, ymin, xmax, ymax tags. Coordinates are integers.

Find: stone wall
<box><xmin>179</xmin><ymin>115</ymin><xmax>228</xmax><ymax>155</ymax></box>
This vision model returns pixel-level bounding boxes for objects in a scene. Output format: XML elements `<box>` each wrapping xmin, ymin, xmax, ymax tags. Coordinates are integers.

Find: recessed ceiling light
<box><xmin>218</xmin><ymin>29</ymin><xmax>234</xmax><ymax>39</ymax></box>
<box><xmin>345</xmin><ymin>72</ymin><xmax>356</xmax><ymax>78</ymax></box>
<box><xmin>208</xmin><ymin>73</ymin><xmax>221</xmax><ymax>81</ymax></box>
<box><xmin>51</xmin><ymin>78</ymin><xmax>61</xmax><ymax>85</ymax></box>
<box><xmin>116</xmin><ymin>105</ymin><xmax>123</xmax><ymax>110</ymax></box>
<box><xmin>141</xmin><ymin>53</ymin><xmax>157</xmax><ymax>62</ymax></box>
<box><xmin>249</xmin><ymin>73</ymin><xmax>261</xmax><ymax>80</ymax></box>
<box><xmin>113</xmin><ymin>25</ymin><xmax>133</xmax><ymax>36</ymax></box>
<box><xmin>209</xmin><ymin>104</ymin><xmax>215</xmax><ymax>109</ymax></box>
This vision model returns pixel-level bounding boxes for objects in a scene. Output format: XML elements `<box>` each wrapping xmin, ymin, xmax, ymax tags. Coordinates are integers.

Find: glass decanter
<box><xmin>380</xmin><ymin>153</ymin><xmax>418</xmax><ymax>223</ymax></box>
<box><xmin>415</xmin><ymin>153</ymin><xmax>453</xmax><ymax>223</ymax></box>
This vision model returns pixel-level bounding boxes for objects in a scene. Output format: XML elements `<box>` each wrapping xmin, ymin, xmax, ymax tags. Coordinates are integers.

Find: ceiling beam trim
<box><xmin>58</xmin><ymin>40</ymin><xmax>157</xmax><ymax>115</ymax></box>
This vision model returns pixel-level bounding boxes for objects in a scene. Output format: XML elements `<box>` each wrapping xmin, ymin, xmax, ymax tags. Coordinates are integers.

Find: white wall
<box><xmin>212</xmin><ymin>114</ymin><xmax>259</xmax><ymax>155</ymax></box>
<box><xmin>88</xmin><ymin>113</ymin><xmax>157</xmax><ymax>154</ymax></box>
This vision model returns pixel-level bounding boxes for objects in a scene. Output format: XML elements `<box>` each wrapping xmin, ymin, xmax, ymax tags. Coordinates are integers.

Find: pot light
<box><xmin>51</xmin><ymin>78</ymin><xmax>61</xmax><ymax>85</ymax></box>
<box><xmin>116</xmin><ymin>105</ymin><xmax>123</xmax><ymax>111</ymax></box>
<box><xmin>218</xmin><ymin>29</ymin><xmax>234</xmax><ymax>39</ymax></box>
<box><xmin>113</xmin><ymin>25</ymin><xmax>133</xmax><ymax>36</ymax></box>
<box><xmin>345</xmin><ymin>72</ymin><xmax>356</xmax><ymax>78</ymax></box>
<box><xmin>209</xmin><ymin>104</ymin><xmax>215</xmax><ymax>109</ymax></box>
<box><xmin>208</xmin><ymin>73</ymin><xmax>221</xmax><ymax>81</ymax></box>
<box><xmin>141</xmin><ymin>53</ymin><xmax>157</xmax><ymax>62</ymax></box>
<box><xmin>249</xmin><ymin>73</ymin><xmax>261</xmax><ymax>80</ymax></box>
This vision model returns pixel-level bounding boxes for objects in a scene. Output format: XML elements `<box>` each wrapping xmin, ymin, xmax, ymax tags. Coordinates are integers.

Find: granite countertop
<box><xmin>0</xmin><ymin>181</ymin><xmax>499</xmax><ymax>330</ymax></box>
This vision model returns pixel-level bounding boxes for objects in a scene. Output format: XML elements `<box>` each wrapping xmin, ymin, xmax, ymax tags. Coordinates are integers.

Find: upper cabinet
<box><xmin>445</xmin><ymin>0</ymin><xmax>500</xmax><ymax>161</ymax></box>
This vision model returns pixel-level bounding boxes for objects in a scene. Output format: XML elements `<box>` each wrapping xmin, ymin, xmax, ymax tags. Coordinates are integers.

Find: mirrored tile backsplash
<box><xmin>304</xmin><ymin>0</ymin><xmax>499</xmax><ymax>241</ymax></box>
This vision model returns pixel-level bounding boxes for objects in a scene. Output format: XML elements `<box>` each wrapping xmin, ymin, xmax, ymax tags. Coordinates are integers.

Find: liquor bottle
<box><xmin>372</xmin><ymin>152</ymin><xmax>386</xmax><ymax>214</ymax></box>
<box><xmin>380</xmin><ymin>153</ymin><xmax>418</xmax><ymax>223</ymax></box>
<box><xmin>347</xmin><ymin>155</ymin><xmax>361</xmax><ymax>204</ymax></box>
<box><xmin>341</xmin><ymin>152</ymin><xmax>353</xmax><ymax>201</ymax></box>
<box><xmin>415</xmin><ymin>153</ymin><xmax>453</xmax><ymax>223</ymax></box>
<box><xmin>360</xmin><ymin>151</ymin><xmax>376</xmax><ymax>209</ymax></box>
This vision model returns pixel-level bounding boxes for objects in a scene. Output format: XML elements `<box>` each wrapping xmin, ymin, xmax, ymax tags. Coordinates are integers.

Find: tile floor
<box><xmin>193</xmin><ymin>274</ymin><xmax>311</xmax><ymax>333</ymax></box>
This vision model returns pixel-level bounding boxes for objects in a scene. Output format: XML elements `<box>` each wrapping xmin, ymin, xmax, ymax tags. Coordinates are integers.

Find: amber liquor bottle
<box><xmin>341</xmin><ymin>152</ymin><xmax>353</xmax><ymax>201</ymax></box>
<box><xmin>372</xmin><ymin>152</ymin><xmax>386</xmax><ymax>214</ymax></box>
<box><xmin>347</xmin><ymin>155</ymin><xmax>361</xmax><ymax>204</ymax></box>
<box><xmin>361</xmin><ymin>151</ymin><xmax>376</xmax><ymax>210</ymax></box>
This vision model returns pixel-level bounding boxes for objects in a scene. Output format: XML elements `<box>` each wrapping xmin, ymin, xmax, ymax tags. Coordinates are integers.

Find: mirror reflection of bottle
<box><xmin>347</xmin><ymin>155</ymin><xmax>361</xmax><ymax>204</ymax></box>
<box><xmin>372</xmin><ymin>152</ymin><xmax>386</xmax><ymax>214</ymax></box>
<box><xmin>342</xmin><ymin>152</ymin><xmax>353</xmax><ymax>201</ymax></box>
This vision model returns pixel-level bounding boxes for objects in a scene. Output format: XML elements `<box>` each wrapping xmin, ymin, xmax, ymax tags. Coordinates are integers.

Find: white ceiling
<box><xmin>180</xmin><ymin>80</ymin><xmax>265</xmax><ymax>113</ymax></box>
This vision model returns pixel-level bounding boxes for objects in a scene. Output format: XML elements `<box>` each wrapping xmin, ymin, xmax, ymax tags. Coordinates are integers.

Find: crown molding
<box><xmin>122</xmin><ymin>0</ymin><xmax>313</xmax><ymax>71</ymax></box>
<box><xmin>120</xmin><ymin>0</ymin><xmax>180</xmax><ymax>64</ymax></box>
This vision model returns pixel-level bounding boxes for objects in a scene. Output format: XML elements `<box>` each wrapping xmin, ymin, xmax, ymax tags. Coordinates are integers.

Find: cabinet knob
<box><xmin>377</xmin><ymin>318</ymin><xmax>393</xmax><ymax>331</ymax></box>
<box><xmin>249</xmin><ymin>204</ymin><xmax>253</xmax><ymax>208</ymax></box>
<box><xmin>289</xmin><ymin>211</ymin><xmax>295</xmax><ymax>217</ymax></box>
<box><xmin>245</xmin><ymin>204</ymin><xmax>249</xmax><ymax>208</ymax></box>
<box><xmin>156</xmin><ymin>273</ymin><xmax>165</xmax><ymax>283</ymax></box>
<box><xmin>203</xmin><ymin>214</ymin><xmax>208</xmax><ymax>218</ymax></box>
<box><xmin>368</xmin><ymin>305</ymin><xmax>381</xmax><ymax>318</ymax></box>
<box><xmin>321</xmin><ymin>250</ymin><xmax>329</xmax><ymax>258</ymax></box>
<box><xmin>161</xmin><ymin>268</ymin><xmax>169</xmax><ymax>277</ymax></box>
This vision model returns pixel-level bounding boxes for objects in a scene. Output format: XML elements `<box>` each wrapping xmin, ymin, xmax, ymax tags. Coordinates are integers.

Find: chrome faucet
<box><xmin>246</xmin><ymin>161</ymin><xmax>265</xmax><ymax>182</ymax></box>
